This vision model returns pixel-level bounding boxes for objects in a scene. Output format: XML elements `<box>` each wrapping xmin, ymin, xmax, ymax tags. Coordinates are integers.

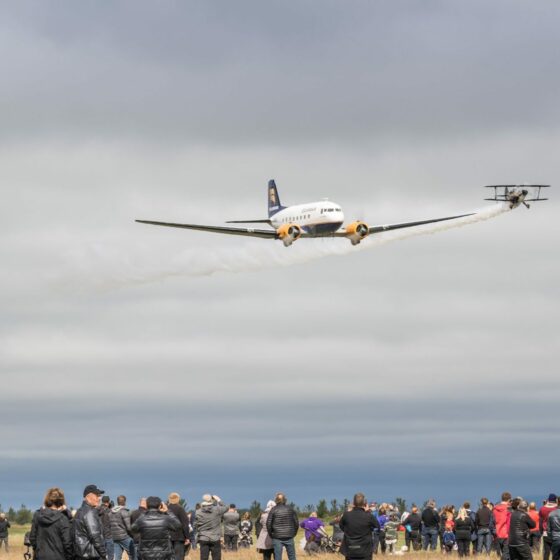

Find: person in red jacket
<box><xmin>494</xmin><ymin>492</ymin><xmax>512</xmax><ymax>560</ymax></box>
<box><xmin>539</xmin><ymin>494</ymin><xmax>558</xmax><ymax>560</ymax></box>
<box><xmin>527</xmin><ymin>503</ymin><xmax>540</xmax><ymax>553</ymax></box>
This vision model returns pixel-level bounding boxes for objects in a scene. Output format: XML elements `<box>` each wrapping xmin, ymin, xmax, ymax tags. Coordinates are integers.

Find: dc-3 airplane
<box><xmin>136</xmin><ymin>181</ymin><xmax>549</xmax><ymax>247</ymax></box>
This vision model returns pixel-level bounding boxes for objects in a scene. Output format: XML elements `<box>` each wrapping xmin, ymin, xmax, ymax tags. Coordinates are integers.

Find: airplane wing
<box><xmin>366</xmin><ymin>212</ymin><xmax>475</xmax><ymax>234</ymax></box>
<box><xmin>135</xmin><ymin>220</ymin><xmax>277</xmax><ymax>239</ymax></box>
<box><xmin>328</xmin><ymin>212</ymin><xmax>476</xmax><ymax>237</ymax></box>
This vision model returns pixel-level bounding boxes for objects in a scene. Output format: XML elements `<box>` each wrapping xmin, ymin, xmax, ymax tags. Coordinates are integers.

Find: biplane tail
<box><xmin>484</xmin><ymin>184</ymin><xmax>550</xmax><ymax>209</ymax></box>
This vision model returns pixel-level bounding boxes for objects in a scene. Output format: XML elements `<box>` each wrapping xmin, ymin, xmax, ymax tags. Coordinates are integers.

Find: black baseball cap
<box><xmin>83</xmin><ymin>484</ymin><xmax>105</xmax><ymax>497</ymax></box>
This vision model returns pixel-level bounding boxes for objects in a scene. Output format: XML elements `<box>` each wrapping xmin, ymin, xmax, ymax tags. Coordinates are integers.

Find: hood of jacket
<box><xmin>36</xmin><ymin>508</ymin><xmax>64</xmax><ymax>527</ymax></box>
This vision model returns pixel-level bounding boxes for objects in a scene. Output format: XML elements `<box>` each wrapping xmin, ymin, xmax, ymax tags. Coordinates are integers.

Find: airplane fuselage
<box><xmin>270</xmin><ymin>200</ymin><xmax>345</xmax><ymax>236</ymax></box>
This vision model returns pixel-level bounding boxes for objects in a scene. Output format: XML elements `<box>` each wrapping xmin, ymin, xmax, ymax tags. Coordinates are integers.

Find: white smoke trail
<box><xmin>63</xmin><ymin>203</ymin><xmax>510</xmax><ymax>291</ymax></box>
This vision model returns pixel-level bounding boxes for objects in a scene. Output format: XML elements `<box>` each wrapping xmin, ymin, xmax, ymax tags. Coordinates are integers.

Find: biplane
<box><xmin>485</xmin><ymin>184</ymin><xmax>549</xmax><ymax>209</ymax></box>
<box><xmin>136</xmin><ymin>181</ymin><xmax>550</xmax><ymax>247</ymax></box>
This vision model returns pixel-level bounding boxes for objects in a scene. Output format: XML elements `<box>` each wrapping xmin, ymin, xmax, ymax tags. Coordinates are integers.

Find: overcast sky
<box><xmin>1</xmin><ymin>0</ymin><xmax>559</xmax><ymax>511</ymax></box>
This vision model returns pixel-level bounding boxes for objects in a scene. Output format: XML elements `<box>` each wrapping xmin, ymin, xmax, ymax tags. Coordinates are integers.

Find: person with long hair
<box><xmin>455</xmin><ymin>508</ymin><xmax>474</xmax><ymax>557</ymax></box>
<box><xmin>29</xmin><ymin>488</ymin><xmax>73</xmax><ymax>560</ymax></box>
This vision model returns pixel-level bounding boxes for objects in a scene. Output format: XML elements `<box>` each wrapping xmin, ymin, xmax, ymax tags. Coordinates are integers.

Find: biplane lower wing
<box><xmin>484</xmin><ymin>185</ymin><xmax>550</xmax><ymax>209</ymax></box>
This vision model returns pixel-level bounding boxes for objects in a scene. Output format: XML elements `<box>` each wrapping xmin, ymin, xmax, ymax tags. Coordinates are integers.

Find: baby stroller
<box><xmin>319</xmin><ymin>536</ymin><xmax>339</xmax><ymax>554</ymax></box>
<box><xmin>23</xmin><ymin>532</ymin><xmax>33</xmax><ymax>560</ymax></box>
<box><xmin>238</xmin><ymin>529</ymin><xmax>253</xmax><ymax>548</ymax></box>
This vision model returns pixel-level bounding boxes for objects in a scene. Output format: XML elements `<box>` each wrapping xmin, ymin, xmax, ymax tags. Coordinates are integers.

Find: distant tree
<box><xmin>250</xmin><ymin>500</ymin><xmax>262</xmax><ymax>519</ymax></box>
<box><xmin>7</xmin><ymin>507</ymin><xmax>16</xmax><ymax>522</ymax></box>
<box><xmin>303</xmin><ymin>504</ymin><xmax>315</xmax><ymax>515</ymax></box>
<box><xmin>15</xmin><ymin>504</ymin><xmax>33</xmax><ymax>525</ymax></box>
<box><xmin>288</xmin><ymin>502</ymin><xmax>301</xmax><ymax>515</ymax></box>
<box><xmin>395</xmin><ymin>497</ymin><xmax>407</xmax><ymax>513</ymax></box>
<box><xmin>316</xmin><ymin>499</ymin><xmax>328</xmax><ymax>519</ymax></box>
<box><xmin>330</xmin><ymin>499</ymin><xmax>340</xmax><ymax>516</ymax></box>
<box><xmin>342</xmin><ymin>498</ymin><xmax>350</xmax><ymax>512</ymax></box>
<box><xmin>178</xmin><ymin>498</ymin><xmax>187</xmax><ymax>509</ymax></box>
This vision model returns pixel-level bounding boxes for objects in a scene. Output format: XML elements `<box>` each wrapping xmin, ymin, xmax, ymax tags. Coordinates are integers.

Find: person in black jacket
<box><xmin>455</xmin><ymin>507</ymin><xmax>475</xmax><ymax>557</ymax></box>
<box><xmin>29</xmin><ymin>488</ymin><xmax>73</xmax><ymax>560</ymax></box>
<box><xmin>131</xmin><ymin>498</ymin><xmax>148</xmax><ymax>553</ymax></box>
<box><xmin>476</xmin><ymin>498</ymin><xmax>493</xmax><ymax>555</ymax></box>
<box><xmin>74</xmin><ymin>484</ymin><xmax>107</xmax><ymax>560</ymax></box>
<box><xmin>167</xmin><ymin>493</ymin><xmax>191</xmax><ymax>560</ymax></box>
<box><xmin>266</xmin><ymin>493</ymin><xmax>299</xmax><ymax>560</ymax></box>
<box><xmin>508</xmin><ymin>499</ymin><xmax>535</xmax><ymax>560</ymax></box>
<box><xmin>339</xmin><ymin>493</ymin><xmax>377</xmax><ymax>560</ymax></box>
<box><xmin>99</xmin><ymin>496</ymin><xmax>114</xmax><ymax>560</ymax></box>
<box><xmin>131</xmin><ymin>497</ymin><xmax>181</xmax><ymax>560</ymax></box>
<box><xmin>421</xmin><ymin>501</ymin><xmax>440</xmax><ymax>551</ymax></box>
<box><xmin>402</xmin><ymin>506</ymin><xmax>422</xmax><ymax>551</ymax></box>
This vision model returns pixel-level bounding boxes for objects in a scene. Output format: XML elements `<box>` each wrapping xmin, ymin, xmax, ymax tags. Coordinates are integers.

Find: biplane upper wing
<box><xmin>485</xmin><ymin>184</ymin><xmax>550</xmax><ymax>202</ymax></box>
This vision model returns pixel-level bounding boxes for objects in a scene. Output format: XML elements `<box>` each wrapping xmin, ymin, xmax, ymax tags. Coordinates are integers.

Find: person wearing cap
<box><xmin>99</xmin><ymin>496</ymin><xmax>114</xmax><ymax>560</ymax></box>
<box><xmin>74</xmin><ymin>484</ymin><xmax>108</xmax><ymax>560</ymax></box>
<box><xmin>167</xmin><ymin>493</ymin><xmax>191</xmax><ymax>560</ymax></box>
<box><xmin>540</xmin><ymin>494</ymin><xmax>559</xmax><ymax>560</ymax></box>
<box><xmin>194</xmin><ymin>495</ymin><xmax>228</xmax><ymax>560</ymax></box>
<box><xmin>131</xmin><ymin>497</ymin><xmax>181</xmax><ymax>560</ymax></box>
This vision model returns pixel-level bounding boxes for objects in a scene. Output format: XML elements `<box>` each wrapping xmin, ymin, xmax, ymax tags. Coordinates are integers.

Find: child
<box><xmin>384</xmin><ymin>514</ymin><xmax>400</xmax><ymax>554</ymax></box>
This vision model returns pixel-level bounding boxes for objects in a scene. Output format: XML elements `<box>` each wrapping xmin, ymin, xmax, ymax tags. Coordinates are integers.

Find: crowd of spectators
<box><xmin>8</xmin><ymin>485</ymin><xmax>560</xmax><ymax>560</ymax></box>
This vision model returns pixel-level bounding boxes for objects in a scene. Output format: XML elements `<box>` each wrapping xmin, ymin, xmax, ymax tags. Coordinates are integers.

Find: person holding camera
<box><xmin>131</xmin><ymin>497</ymin><xmax>181</xmax><ymax>560</ymax></box>
<box><xmin>194</xmin><ymin>495</ymin><xmax>228</xmax><ymax>560</ymax></box>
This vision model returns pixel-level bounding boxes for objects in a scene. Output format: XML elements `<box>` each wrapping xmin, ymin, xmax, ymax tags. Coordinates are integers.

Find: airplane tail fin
<box><xmin>268</xmin><ymin>179</ymin><xmax>285</xmax><ymax>217</ymax></box>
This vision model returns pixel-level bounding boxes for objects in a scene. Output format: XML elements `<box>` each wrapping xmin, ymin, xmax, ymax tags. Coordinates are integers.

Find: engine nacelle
<box><xmin>277</xmin><ymin>223</ymin><xmax>302</xmax><ymax>247</ymax></box>
<box><xmin>345</xmin><ymin>221</ymin><xmax>370</xmax><ymax>245</ymax></box>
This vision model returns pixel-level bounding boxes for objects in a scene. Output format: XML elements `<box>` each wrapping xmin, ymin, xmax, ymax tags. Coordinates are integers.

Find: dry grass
<box><xmin>2</xmin><ymin>525</ymin><xmax>487</xmax><ymax>560</ymax></box>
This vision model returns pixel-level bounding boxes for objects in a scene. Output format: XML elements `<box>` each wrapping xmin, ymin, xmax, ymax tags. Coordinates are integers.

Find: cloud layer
<box><xmin>1</xmin><ymin>0</ymin><xmax>559</xmax><ymax>510</ymax></box>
